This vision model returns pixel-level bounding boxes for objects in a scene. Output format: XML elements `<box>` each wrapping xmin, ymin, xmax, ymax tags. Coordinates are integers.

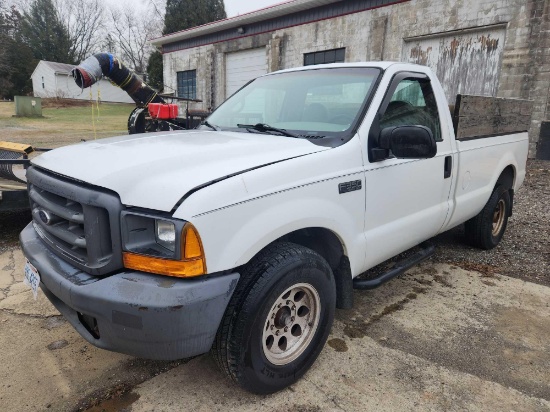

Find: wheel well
<box><xmin>282</xmin><ymin>228</ymin><xmax>343</xmax><ymax>269</ymax></box>
<box><xmin>496</xmin><ymin>165</ymin><xmax>515</xmax><ymax>215</ymax></box>
<box><xmin>496</xmin><ymin>165</ymin><xmax>515</xmax><ymax>190</ymax></box>
<box><xmin>257</xmin><ymin>228</ymin><xmax>353</xmax><ymax>310</ymax></box>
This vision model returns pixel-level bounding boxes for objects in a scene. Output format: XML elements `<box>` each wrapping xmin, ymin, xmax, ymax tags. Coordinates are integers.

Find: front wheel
<box><xmin>465</xmin><ymin>185</ymin><xmax>511</xmax><ymax>249</ymax></box>
<box><xmin>212</xmin><ymin>242</ymin><xmax>336</xmax><ymax>394</ymax></box>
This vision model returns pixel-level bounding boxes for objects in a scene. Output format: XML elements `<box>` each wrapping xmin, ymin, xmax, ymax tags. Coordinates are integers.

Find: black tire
<box><xmin>127</xmin><ymin>107</ymin><xmax>146</xmax><ymax>134</ymax></box>
<box><xmin>464</xmin><ymin>185</ymin><xmax>511</xmax><ymax>250</ymax></box>
<box><xmin>212</xmin><ymin>242</ymin><xmax>336</xmax><ymax>394</ymax></box>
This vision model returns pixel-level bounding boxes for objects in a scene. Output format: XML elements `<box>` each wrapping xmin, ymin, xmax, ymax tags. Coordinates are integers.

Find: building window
<box><xmin>177</xmin><ymin>70</ymin><xmax>197</xmax><ymax>99</ymax></box>
<box><xmin>304</xmin><ymin>48</ymin><xmax>345</xmax><ymax>66</ymax></box>
<box><xmin>41</xmin><ymin>76</ymin><xmax>45</xmax><ymax>89</ymax></box>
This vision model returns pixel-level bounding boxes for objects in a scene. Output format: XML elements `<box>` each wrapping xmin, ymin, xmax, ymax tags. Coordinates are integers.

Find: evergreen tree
<box><xmin>148</xmin><ymin>0</ymin><xmax>226</xmax><ymax>92</ymax></box>
<box><xmin>20</xmin><ymin>0</ymin><xmax>73</xmax><ymax>63</ymax></box>
<box><xmin>147</xmin><ymin>50</ymin><xmax>164</xmax><ymax>91</ymax></box>
<box><xmin>0</xmin><ymin>4</ymin><xmax>34</xmax><ymax>98</ymax></box>
<box><xmin>163</xmin><ymin>0</ymin><xmax>227</xmax><ymax>36</ymax></box>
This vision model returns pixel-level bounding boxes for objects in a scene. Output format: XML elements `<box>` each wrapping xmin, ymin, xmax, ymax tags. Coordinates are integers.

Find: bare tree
<box><xmin>107</xmin><ymin>3</ymin><xmax>163</xmax><ymax>73</ymax></box>
<box><xmin>56</xmin><ymin>0</ymin><xmax>105</xmax><ymax>63</ymax></box>
<box><xmin>143</xmin><ymin>0</ymin><xmax>165</xmax><ymax>22</ymax></box>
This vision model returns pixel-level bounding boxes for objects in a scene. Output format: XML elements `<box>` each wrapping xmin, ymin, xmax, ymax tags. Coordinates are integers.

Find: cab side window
<box><xmin>379</xmin><ymin>78</ymin><xmax>442</xmax><ymax>141</ymax></box>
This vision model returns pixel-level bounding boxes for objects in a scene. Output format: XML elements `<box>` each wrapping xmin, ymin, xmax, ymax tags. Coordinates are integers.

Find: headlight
<box><xmin>155</xmin><ymin>220</ymin><xmax>176</xmax><ymax>252</ymax></box>
<box><xmin>121</xmin><ymin>212</ymin><xmax>206</xmax><ymax>278</ymax></box>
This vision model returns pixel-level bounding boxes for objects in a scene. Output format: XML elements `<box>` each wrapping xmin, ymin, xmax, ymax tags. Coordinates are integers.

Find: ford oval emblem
<box><xmin>38</xmin><ymin>209</ymin><xmax>52</xmax><ymax>225</ymax></box>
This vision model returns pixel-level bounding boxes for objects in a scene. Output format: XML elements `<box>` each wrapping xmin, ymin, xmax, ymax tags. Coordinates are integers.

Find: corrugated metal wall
<box><xmin>163</xmin><ymin>0</ymin><xmax>406</xmax><ymax>53</ymax></box>
<box><xmin>403</xmin><ymin>26</ymin><xmax>507</xmax><ymax>104</ymax></box>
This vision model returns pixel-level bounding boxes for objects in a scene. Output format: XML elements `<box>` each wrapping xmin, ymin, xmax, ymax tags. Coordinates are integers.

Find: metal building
<box><xmin>151</xmin><ymin>0</ymin><xmax>550</xmax><ymax>157</ymax></box>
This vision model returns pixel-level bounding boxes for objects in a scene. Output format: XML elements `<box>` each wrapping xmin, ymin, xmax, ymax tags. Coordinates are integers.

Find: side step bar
<box><xmin>353</xmin><ymin>243</ymin><xmax>435</xmax><ymax>290</ymax></box>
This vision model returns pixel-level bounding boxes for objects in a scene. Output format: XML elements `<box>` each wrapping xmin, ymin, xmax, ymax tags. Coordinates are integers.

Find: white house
<box><xmin>31</xmin><ymin>60</ymin><xmax>134</xmax><ymax>104</ymax></box>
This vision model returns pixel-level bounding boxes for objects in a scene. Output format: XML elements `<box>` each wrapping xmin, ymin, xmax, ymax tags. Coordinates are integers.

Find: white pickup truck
<box><xmin>20</xmin><ymin>62</ymin><xmax>530</xmax><ymax>394</ymax></box>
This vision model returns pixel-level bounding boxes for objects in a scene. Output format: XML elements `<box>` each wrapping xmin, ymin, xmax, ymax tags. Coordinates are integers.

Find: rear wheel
<box><xmin>465</xmin><ymin>185</ymin><xmax>511</xmax><ymax>249</ymax></box>
<box><xmin>212</xmin><ymin>242</ymin><xmax>335</xmax><ymax>394</ymax></box>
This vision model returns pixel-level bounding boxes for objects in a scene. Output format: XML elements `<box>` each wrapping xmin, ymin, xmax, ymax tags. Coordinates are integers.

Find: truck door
<box><xmin>362</xmin><ymin>72</ymin><xmax>453</xmax><ymax>269</ymax></box>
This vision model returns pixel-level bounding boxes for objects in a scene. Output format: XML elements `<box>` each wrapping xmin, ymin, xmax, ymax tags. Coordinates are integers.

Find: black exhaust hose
<box><xmin>72</xmin><ymin>53</ymin><xmax>164</xmax><ymax>107</ymax></box>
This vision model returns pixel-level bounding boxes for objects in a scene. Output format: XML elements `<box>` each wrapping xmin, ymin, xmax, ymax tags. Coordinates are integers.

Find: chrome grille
<box><xmin>26</xmin><ymin>166</ymin><xmax>123</xmax><ymax>276</ymax></box>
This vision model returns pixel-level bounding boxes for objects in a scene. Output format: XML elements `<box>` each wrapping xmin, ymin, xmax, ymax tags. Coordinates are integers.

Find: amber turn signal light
<box><xmin>183</xmin><ymin>223</ymin><xmax>203</xmax><ymax>259</ymax></box>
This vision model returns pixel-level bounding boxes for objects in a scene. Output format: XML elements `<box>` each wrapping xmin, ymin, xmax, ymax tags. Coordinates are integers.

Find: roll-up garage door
<box><xmin>225</xmin><ymin>48</ymin><xmax>267</xmax><ymax>98</ymax></box>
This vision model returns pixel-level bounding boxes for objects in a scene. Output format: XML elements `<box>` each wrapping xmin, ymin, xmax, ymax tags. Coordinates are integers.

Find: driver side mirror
<box><xmin>379</xmin><ymin>125</ymin><xmax>437</xmax><ymax>159</ymax></box>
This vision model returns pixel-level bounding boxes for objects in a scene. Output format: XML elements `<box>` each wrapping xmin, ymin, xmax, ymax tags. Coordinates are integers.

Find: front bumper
<box><xmin>20</xmin><ymin>223</ymin><xmax>239</xmax><ymax>360</ymax></box>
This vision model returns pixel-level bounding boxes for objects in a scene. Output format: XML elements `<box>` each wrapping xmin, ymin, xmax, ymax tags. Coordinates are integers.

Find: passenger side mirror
<box><xmin>379</xmin><ymin>125</ymin><xmax>437</xmax><ymax>159</ymax></box>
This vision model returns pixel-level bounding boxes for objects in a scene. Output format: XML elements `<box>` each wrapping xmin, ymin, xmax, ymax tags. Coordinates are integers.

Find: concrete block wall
<box><xmin>163</xmin><ymin>0</ymin><xmax>549</xmax><ymax>156</ymax></box>
<box><xmin>497</xmin><ymin>0</ymin><xmax>550</xmax><ymax>157</ymax></box>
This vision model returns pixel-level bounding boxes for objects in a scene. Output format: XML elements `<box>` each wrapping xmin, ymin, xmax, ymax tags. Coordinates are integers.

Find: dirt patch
<box><xmin>433</xmin><ymin>274</ymin><xmax>454</xmax><ymax>288</ymax></box>
<box><xmin>453</xmin><ymin>262</ymin><xmax>501</xmax><ymax>278</ymax></box>
<box><xmin>423</xmin><ymin>267</ymin><xmax>438</xmax><ymax>276</ymax></box>
<box><xmin>414</xmin><ymin>278</ymin><xmax>433</xmax><ymax>286</ymax></box>
<box><xmin>83</xmin><ymin>390</ymin><xmax>140</xmax><ymax>412</ymax></box>
<box><xmin>327</xmin><ymin>338</ymin><xmax>348</xmax><ymax>352</ymax></box>
<box><xmin>412</xmin><ymin>286</ymin><xmax>428</xmax><ymax>294</ymax></box>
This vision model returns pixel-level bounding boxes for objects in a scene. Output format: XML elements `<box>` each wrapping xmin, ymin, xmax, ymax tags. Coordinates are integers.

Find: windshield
<box><xmin>204</xmin><ymin>67</ymin><xmax>381</xmax><ymax>145</ymax></box>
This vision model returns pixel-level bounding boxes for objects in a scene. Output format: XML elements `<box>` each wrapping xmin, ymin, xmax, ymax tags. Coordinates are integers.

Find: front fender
<box><xmin>188</xmin><ymin>180</ymin><xmax>366</xmax><ymax>276</ymax></box>
<box><xmin>173</xmin><ymin>138</ymin><xmax>367</xmax><ymax>276</ymax></box>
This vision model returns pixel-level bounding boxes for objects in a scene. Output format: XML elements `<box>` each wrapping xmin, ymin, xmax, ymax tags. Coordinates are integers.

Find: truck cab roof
<box><xmin>268</xmin><ymin>61</ymin><xmax>430</xmax><ymax>76</ymax></box>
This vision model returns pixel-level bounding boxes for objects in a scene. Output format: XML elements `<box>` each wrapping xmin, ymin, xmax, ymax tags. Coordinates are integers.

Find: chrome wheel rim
<box><xmin>262</xmin><ymin>283</ymin><xmax>321</xmax><ymax>366</ymax></box>
<box><xmin>492</xmin><ymin>199</ymin><xmax>506</xmax><ymax>236</ymax></box>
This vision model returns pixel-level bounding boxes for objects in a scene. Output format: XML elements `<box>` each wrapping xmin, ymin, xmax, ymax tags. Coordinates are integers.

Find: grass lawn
<box><xmin>0</xmin><ymin>101</ymin><xmax>135</xmax><ymax>149</ymax></box>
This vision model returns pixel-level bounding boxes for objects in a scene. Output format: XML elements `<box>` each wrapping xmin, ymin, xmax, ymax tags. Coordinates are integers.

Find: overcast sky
<box><xmin>107</xmin><ymin>0</ymin><xmax>284</xmax><ymax>18</ymax></box>
<box><xmin>11</xmin><ymin>0</ymin><xmax>284</xmax><ymax>17</ymax></box>
<box><xmin>225</xmin><ymin>0</ymin><xmax>283</xmax><ymax>16</ymax></box>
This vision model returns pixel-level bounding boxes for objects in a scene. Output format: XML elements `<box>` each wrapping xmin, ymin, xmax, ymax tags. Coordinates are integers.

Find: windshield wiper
<box><xmin>237</xmin><ymin>123</ymin><xmax>299</xmax><ymax>138</ymax></box>
<box><xmin>201</xmin><ymin>120</ymin><xmax>221</xmax><ymax>131</ymax></box>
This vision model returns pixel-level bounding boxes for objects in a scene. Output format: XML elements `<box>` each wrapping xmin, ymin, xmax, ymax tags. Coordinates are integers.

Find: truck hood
<box><xmin>32</xmin><ymin>130</ymin><xmax>329</xmax><ymax>212</ymax></box>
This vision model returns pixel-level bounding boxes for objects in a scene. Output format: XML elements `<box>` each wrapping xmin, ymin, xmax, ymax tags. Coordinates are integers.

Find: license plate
<box><xmin>24</xmin><ymin>259</ymin><xmax>40</xmax><ymax>300</ymax></box>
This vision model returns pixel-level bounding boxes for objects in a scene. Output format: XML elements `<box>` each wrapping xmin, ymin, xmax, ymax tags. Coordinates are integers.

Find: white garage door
<box><xmin>225</xmin><ymin>48</ymin><xmax>267</xmax><ymax>98</ymax></box>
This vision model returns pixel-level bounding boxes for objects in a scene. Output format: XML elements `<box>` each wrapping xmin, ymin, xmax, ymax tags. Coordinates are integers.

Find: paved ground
<box><xmin>1</xmin><ymin>246</ymin><xmax>549</xmax><ymax>411</ymax></box>
<box><xmin>0</xmin><ymin>248</ymin><xmax>185</xmax><ymax>412</ymax></box>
